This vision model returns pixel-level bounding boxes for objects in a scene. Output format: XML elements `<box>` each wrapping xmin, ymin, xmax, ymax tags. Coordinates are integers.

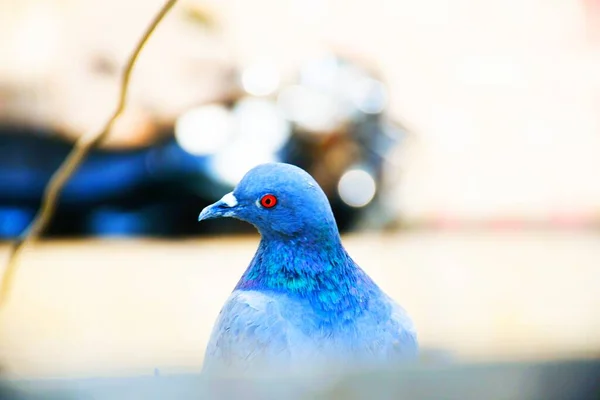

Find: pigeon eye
<box><xmin>259</xmin><ymin>194</ymin><xmax>277</xmax><ymax>209</ymax></box>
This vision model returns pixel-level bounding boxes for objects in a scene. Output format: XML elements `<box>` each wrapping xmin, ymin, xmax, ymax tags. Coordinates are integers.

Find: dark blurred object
<box><xmin>0</xmin><ymin>124</ymin><xmax>245</xmax><ymax>238</ymax></box>
<box><xmin>0</xmin><ymin>359</ymin><xmax>599</xmax><ymax>400</ymax></box>
<box><xmin>0</xmin><ymin>55</ymin><xmax>407</xmax><ymax>238</ymax></box>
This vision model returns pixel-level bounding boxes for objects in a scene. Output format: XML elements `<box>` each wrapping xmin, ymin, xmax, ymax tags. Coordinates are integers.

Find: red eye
<box><xmin>260</xmin><ymin>194</ymin><xmax>277</xmax><ymax>208</ymax></box>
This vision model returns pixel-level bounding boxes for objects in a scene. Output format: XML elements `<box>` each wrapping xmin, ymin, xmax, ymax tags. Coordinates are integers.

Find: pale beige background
<box><xmin>1</xmin><ymin>232</ymin><xmax>599</xmax><ymax>378</ymax></box>
<box><xmin>1</xmin><ymin>0</ymin><xmax>600</xmax><ymax>218</ymax></box>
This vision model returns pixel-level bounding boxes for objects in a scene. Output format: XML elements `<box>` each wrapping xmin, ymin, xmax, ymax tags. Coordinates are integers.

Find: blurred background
<box><xmin>0</xmin><ymin>0</ymin><xmax>600</xmax><ymax>384</ymax></box>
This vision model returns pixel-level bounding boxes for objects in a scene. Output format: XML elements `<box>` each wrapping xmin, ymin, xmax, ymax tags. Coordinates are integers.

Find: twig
<box><xmin>0</xmin><ymin>0</ymin><xmax>179</xmax><ymax>308</ymax></box>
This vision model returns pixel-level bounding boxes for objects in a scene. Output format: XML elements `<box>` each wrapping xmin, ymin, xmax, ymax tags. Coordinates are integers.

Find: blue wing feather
<box><xmin>203</xmin><ymin>289</ymin><xmax>418</xmax><ymax>375</ymax></box>
<box><xmin>202</xmin><ymin>291</ymin><xmax>294</xmax><ymax>375</ymax></box>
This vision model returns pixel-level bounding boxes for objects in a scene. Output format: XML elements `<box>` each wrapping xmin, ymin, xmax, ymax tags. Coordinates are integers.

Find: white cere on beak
<box><xmin>221</xmin><ymin>192</ymin><xmax>238</xmax><ymax>207</ymax></box>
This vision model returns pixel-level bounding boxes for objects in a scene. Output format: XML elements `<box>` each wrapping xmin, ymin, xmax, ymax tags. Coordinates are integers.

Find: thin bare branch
<box><xmin>0</xmin><ymin>0</ymin><xmax>180</xmax><ymax>308</ymax></box>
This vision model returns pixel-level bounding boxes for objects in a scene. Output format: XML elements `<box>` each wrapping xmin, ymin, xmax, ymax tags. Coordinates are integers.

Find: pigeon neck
<box><xmin>235</xmin><ymin>235</ymin><xmax>379</xmax><ymax>314</ymax></box>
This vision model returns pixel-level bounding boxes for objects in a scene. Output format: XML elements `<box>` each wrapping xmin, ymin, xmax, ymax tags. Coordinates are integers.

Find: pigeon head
<box><xmin>198</xmin><ymin>163</ymin><xmax>339</xmax><ymax>241</ymax></box>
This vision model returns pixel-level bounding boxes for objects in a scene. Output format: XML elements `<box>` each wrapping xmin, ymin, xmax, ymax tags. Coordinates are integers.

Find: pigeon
<box><xmin>198</xmin><ymin>163</ymin><xmax>417</xmax><ymax>376</ymax></box>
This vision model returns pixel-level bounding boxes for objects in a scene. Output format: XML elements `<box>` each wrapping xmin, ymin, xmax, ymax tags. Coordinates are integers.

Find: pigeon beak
<box><xmin>198</xmin><ymin>192</ymin><xmax>238</xmax><ymax>222</ymax></box>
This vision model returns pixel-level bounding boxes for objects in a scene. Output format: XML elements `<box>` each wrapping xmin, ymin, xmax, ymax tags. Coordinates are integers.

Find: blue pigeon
<box><xmin>198</xmin><ymin>163</ymin><xmax>417</xmax><ymax>375</ymax></box>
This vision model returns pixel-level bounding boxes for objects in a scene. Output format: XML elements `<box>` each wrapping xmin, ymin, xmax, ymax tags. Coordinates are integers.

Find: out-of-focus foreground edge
<box><xmin>0</xmin><ymin>359</ymin><xmax>599</xmax><ymax>400</ymax></box>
